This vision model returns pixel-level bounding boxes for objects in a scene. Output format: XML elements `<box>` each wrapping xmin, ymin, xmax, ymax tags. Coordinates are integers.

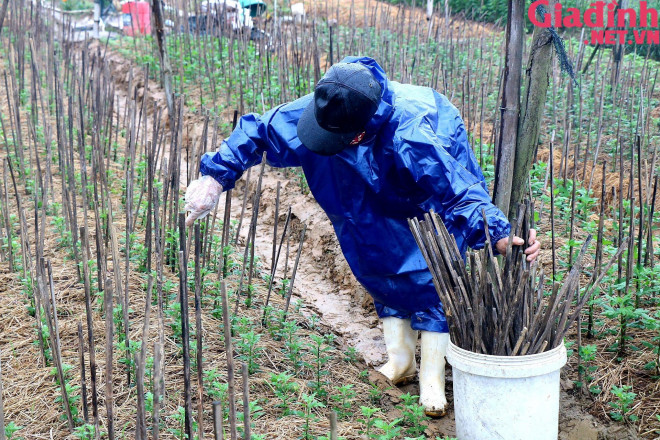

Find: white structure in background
<box><xmin>93</xmin><ymin>0</ymin><xmax>101</xmax><ymax>37</ymax></box>
<box><xmin>200</xmin><ymin>0</ymin><xmax>253</xmax><ymax>30</ymax></box>
<box><xmin>426</xmin><ymin>0</ymin><xmax>432</xmax><ymax>18</ymax></box>
<box><xmin>291</xmin><ymin>2</ymin><xmax>305</xmax><ymax>24</ymax></box>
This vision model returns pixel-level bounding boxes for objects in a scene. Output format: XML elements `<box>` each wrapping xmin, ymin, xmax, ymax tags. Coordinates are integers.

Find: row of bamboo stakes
<box><xmin>0</xmin><ymin>5</ymin><xmax>319</xmax><ymax>437</ymax></box>
<box><xmin>0</xmin><ymin>0</ymin><xmax>656</xmax><ymax>436</ymax></box>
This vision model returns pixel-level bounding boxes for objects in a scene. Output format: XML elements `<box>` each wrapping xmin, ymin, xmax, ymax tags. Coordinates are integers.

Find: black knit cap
<box><xmin>297</xmin><ymin>62</ymin><xmax>382</xmax><ymax>156</ymax></box>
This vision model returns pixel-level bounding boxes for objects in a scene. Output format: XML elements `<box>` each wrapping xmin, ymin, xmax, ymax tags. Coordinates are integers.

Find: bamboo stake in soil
<box><xmin>241</xmin><ymin>363</ymin><xmax>251</xmax><ymax>440</ymax></box>
<box><xmin>233</xmin><ymin>168</ymin><xmax>252</xmax><ymax>245</ymax></box>
<box><xmin>0</xmin><ymin>356</ymin><xmax>5</xmax><ymax>440</ymax></box>
<box><xmin>194</xmin><ymin>223</ymin><xmax>205</xmax><ymax>440</ymax></box>
<box><xmin>220</xmin><ymin>190</ymin><xmax>233</xmax><ymax>280</ymax></box>
<box><xmin>213</xmin><ymin>401</ymin><xmax>224</xmax><ymax>440</ymax></box>
<box><xmin>220</xmin><ymin>281</ymin><xmax>238</xmax><ymax>440</ymax></box>
<box><xmin>262</xmin><ymin>206</ymin><xmax>292</xmax><ymax>323</ymax></box>
<box><xmin>236</xmin><ymin>153</ymin><xmax>268</xmax><ymax>312</ymax></box>
<box><xmin>329</xmin><ymin>411</ymin><xmax>338</xmax><ymax>440</ymax></box>
<box><xmin>77</xmin><ymin>322</ymin><xmax>89</xmax><ymax>424</ymax></box>
<box><xmin>79</xmin><ymin>226</ymin><xmax>100</xmax><ymax>435</ymax></box>
<box><xmin>178</xmin><ymin>214</ymin><xmax>194</xmax><ymax>440</ymax></box>
<box><xmin>135</xmin><ymin>276</ymin><xmax>153</xmax><ymax>440</ymax></box>
<box><xmin>41</xmin><ymin>260</ymin><xmax>73</xmax><ymax>431</ymax></box>
<box><xmin>284</xmin><ymin>224</ymin><xmax>307</xmax><ymax>318</ymax></box>
<box><xmin>104</xmin><ymin>278</ymin><xmax>115</xmax><ymax>440</ymax></box>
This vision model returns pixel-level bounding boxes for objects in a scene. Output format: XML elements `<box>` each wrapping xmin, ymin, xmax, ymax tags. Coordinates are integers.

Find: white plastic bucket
<box><xmin>446</xmin><ymin>340</ymin><xmax>567</xmax><ymax>440</ymax></box>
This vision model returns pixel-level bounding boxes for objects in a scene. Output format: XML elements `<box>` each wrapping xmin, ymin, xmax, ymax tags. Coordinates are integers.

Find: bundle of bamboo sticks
<box><xmin>409</xmin><ymin>201</ymin><xmax>626</xmax><ymax>356</ymax></box>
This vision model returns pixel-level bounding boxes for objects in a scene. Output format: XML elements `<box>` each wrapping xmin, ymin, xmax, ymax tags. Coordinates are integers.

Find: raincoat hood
<box><xmin>340</xmin><ymin>56</ymin><xmax>394</xmax><ymax>134</ymax></box>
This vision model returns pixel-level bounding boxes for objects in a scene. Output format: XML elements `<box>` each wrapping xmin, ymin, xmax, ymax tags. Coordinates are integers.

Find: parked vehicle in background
<box><xmin>186</xmin><ymin>0</ymin><xmax>253</xmax><ymax>34</ymax></box>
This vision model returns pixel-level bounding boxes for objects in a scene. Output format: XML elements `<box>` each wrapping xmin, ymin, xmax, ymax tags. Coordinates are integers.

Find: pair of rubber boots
<box><xmin>377</xmin><ymin>317</ymin><xmax>449</xmax><ymax>417</ymax></box>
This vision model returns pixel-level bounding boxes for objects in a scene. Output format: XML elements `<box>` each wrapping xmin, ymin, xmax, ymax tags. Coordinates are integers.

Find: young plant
<box><xmin>116</xmin><ymin>339</ymin><xmax>141</xmax><ymax>380</ymax></box>
<box><xmin>330</xmin><ymin>384</ymin><xmax>356</xmax><ymax>419</ymax></box>
<box><xmin>237</xmin><ymin>400</ymin><xmax>265</xmax><ymax>438</ymax></box>
<box><xmin>54</xmin><ymin>382</ymin><xmax>81</xmax><ymax>424</ymax></box>
<box><xmin>343</xmin><ymin>347</ymin><xmax>359</xmax><ymax>363</ymax></box>
<box><xmin>51</xmin><ymin>364</ymin><xmax>82</xmax><ymax>424</ymax></box>
<box><xmin>396</xmin><ymin>393</ymin><xmax>430</xmax><ymax>437</ymax></box>
<box><xmin>609</xmin><ymin>385</ymin><xmax>638</xmax><ymax>422</ymax></box>
<box><xmin>205</xmin><ymin>368</ymin><xmax>229</xmax><ymax>419</ymax></box>
<box><xmin>372</xmin><ymin>418</ymin><xmax>403</xmax><ymax>440</ymax></box>
<box><xmin>368</xmin><ymin>383</ymin><xmax>384</xmax><ymax>404</ymax></box>
<box><xmin>279</xmin><ymin>321</ymin><xmax>304</xmax><ymax>373</ymax></box>
<box><xmin>167</xmin><ymin>406</ymin><xmax>198</xmax><ymax>440</ymax></box>
<box><xmin>642</xmin><ymin>310</ymin><xmax>660</xmax><ymax>376</ymax></box>
<box><xmin>269</xmin><ymin>372</ymin><xmax>299</xmax><ymax>415</ymax></box>
<box><xmin>359</xmin><ymin>406</ymin><xmax>381</xmax><ymax>438</ymax></box>
<box><xmin>236</xmin><ymin>330</ymin><xmax>263</xmax><ymax>374</ymax></box>
<box><xmin>295</xmin><ymin>393</ymin><xmax>325</xmax><ymax>440</ymax></box>
<box><xmin>602</xmin><ymin>287</ymin><xmax>646</xmax><ymax>358</ymax></box>
<box><xmin>5</xmin><ymin>421</ymin><xmax>23</xmax><ymax>440</ymax></box>
<box><xmin>278</xmin><ymin>278</ymin><xmax>290</xmax><ymax>298</ymax></box>
<box><xmin>303</xmin><ymin>334</ymin><xmax>334</xmax><ymax>399</ymax></box>
<box><xmin>576</xmin><ymin>344</ymin><xmax>601</xmax><ymax>395</ymax></box>
<box><xmin>73</xmin><ymin>424</ymin><xmax>96</xmax><ymax>440</ymax></box>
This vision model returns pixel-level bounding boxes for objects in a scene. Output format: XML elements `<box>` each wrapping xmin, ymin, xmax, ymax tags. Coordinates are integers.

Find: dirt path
<box><xmin>245</xmin><ymin>173</ymin><xmax>388</xmax><ymax>365</ymax></box>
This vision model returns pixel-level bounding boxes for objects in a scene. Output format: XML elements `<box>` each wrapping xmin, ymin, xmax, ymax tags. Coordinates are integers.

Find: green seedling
<box><xmin>34</xmin><ymin>320</ymin><xmax>52</xmax><ymax>364</ymax></box>
<box><xmin>576</xmin><ymin>344</ymin><xmax>601</xmax><ymax>395</ymax></box>
<box><xmin>237</xmin><ymin>400</ymin><xmax>265</xmax><ymax>438</ymax></box>
<box><xmin>279</xmin><ymin>320</ymin><xmax>304</xmax><ymax>373</ymax></box>
<box><xmin>331</xmin><ymin>384</ymin><xmax>356</xmax><ymax>419</ymax></box>
<box><xmin>372</xmin><ymin>418</ymin><xmax>403</xmax><ymax>440</ymax></box>
<box><xmin>609</xmin><ymin>385</ymin><xmax>638</xmax><ymax>422</ymax></box>
<box><xmin>232</xmin><ymin>315</ymin><xmax>253</xmax><ymax>335</ymax></box>
<box><xmin>5</xmin><ymin>421</ymin><xmax>23</xmax><ymax>440</ymax></box>
<box><xmin>359</xmin><ymin>406</ymin><xmax>381</xmax><ymax>438</ymax></box>
<box><xmin>368</xmin><ymin>383</ymin><xmax>384</xmax><ymax>403</ymax></box>
<box><xmin>343</xmin><ymin>347</ymin><xmax>359</xmax><ymax>363</ymax></box>
<box><xmin>73</xmin><ymin>424</ymin><xmax>96</xmax><ymax>440</ymax></box>
<box><xmin>116</xmin><ymin>339</ymin><xmax>141</xmax><ymax>379</ymax></box>
<box><xmin>167</xmin><ymin>405</ymin><xmax>199</xmax><ymax>440</ymax></box>
<box><xmin>304</xmin><ymin>334</ymin><xmax>334</xmax><ymax>399</ymax></box>
<box><xmin>602</xmin><ymin>288</ymin><xmax>647</xmax><ymax>358</ymax></box>
<box><xmin>278</xmin><ymin>278</ymin><xmax>290</xmax><ymax>298</ymax></box>
<box><xmin>205</xmin><ymin>368</ymin><xmax>229</xmax><ymax>418</ymax></box>
<box><xmin>396</xmin><ymin>393</ymin><xmax>430</xmax><ymax>437</ymax></box>
<box><xmin>269</xmin><ymin>372</ymin><xmax>299</xmax><ymax>415</ymax></box>
<box><xmin>55</xmin><ymin>382</ymin><xmax>81</xmax><ymax>424</ymax></box>
<box><xmin>236</xmin><ymin>330</ymin><xmax>263</xmax><ymax>374</ymax></box>
<box><xmin>642</xmin><ymin>310</ymin><xmax>660</xmax><ymax>376</ymax></box>
<box><xmin>295</xmin><ymin>393</ymin><xmax>324</xmax><ymax>440</ymax></box>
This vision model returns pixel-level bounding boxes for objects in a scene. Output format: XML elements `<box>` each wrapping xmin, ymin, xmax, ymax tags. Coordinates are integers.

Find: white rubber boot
<box><xmin>377</xmin><ymin>317</ymin><xmax>417</xmax><ymax>385</ymax></box>
<box><xmin>419</xmin><ymin>331</ymin><xmax>449</xmax><ymax>417</ymax></box>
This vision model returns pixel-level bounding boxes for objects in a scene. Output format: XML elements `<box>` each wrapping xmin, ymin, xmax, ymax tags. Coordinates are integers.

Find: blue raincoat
<box><xmin>200</xmin><ymin>56</ymin><xmax>511</xmax><ymax>333</ymax></box>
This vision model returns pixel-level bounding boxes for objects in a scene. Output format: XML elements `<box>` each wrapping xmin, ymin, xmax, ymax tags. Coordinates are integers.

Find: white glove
<box><xmin>184</xmin><ymin>175</ymin><xmax>223</xmax><ymax>226</ymax></box>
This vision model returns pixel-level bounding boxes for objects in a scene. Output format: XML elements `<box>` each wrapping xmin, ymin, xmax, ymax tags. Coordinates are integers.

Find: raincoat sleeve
<box><xmin>395</xmin><ymin>119</ymin><xmax>511</xmax><ymax>251</ymax></box>
<box><xmin>199</xmin><ymin>105</ymin><xmax>303</xmax><ymax>191</ymax></box>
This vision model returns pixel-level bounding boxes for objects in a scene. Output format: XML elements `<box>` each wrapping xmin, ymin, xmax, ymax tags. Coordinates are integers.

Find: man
<box><xmin>184</xmin><ymin>56</ymin><xmax>540</xmax><ymax>416</ymax></box>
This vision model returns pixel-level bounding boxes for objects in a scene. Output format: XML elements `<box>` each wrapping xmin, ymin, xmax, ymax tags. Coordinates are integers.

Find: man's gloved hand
<box><xmin>495</xmin><ymin>229</ymin><xmax>540</xmax><ymax>263</ymax></box>
<box><xmin>184</xmin><ymin>175</ymin><xmax>223</xmax><ymax>227</ymax></box>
